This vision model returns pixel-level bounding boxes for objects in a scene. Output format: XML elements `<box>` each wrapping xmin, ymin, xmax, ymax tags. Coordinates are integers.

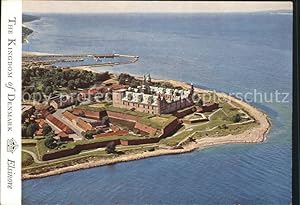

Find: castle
<box><xmin>112</xmin><ymin>74</ymin><xmax>194</xmax><ymax>115</ymax></box>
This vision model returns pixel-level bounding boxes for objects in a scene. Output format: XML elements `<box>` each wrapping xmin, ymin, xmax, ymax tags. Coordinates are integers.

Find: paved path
<box><xmin>53</xmin><ymin>107</ymin><xmax>84</xmax><ymax>139</ymax></box>
<box><xmin>175</xmin><ymin>108</ymin><xmax>222</xmax><ymax>136</ymax></box>
<box><xmin>22</xmin><ymin>149</ymin><xmax>43</xmax><ymax>164</ymax></box>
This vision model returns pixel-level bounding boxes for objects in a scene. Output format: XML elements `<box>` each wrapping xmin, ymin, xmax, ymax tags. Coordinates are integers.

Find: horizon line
<box><xmin>23</xmin><ymin>1</ymin><xmax>293</xmax><ymax>14</ymax></box>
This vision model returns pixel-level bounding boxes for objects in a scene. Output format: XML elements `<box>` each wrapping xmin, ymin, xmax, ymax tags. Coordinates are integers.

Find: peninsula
<box><xmin>21</xmin><ymin>53</ymin><xmax>271</xmax><ymax>180</ymax></box>
<box><xmin>22</xmin><ymin>14</ymin><xmax>40</xmax><ymax>43</ymax></box>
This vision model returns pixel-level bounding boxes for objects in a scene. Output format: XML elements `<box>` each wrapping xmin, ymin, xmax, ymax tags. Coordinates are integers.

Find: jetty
<box><xmin>22</xmin><ymin>53</ymin><xmax>139</xmax><ymax>67</ymax></box>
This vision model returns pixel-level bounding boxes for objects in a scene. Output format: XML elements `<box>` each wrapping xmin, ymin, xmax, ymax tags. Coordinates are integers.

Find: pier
<box><xmin>22</xmin><ymin>53</ymin><xmax>139</xmax><ymax>68</ymax></box>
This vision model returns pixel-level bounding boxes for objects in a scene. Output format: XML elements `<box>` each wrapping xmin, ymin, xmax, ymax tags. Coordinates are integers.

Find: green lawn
<box><xmin>22</xmin><ymin>139</ymin><xmax>38</xmax><ymax>145</ymax></box>
<box><xmin>36</xmin><ymin>134</ymin><xmax>158</xmax><ymax>157</ymax></box>
<box><xmin>160</xmin><ymin>101</ymin><xmax>257</xmax><ymax>147</ymax></box>
<box><xmin>22</xmin><ymin>143</ymin><xmax>160</xmax><ymax>175</ymax></box>
<box><xmin>22</xmin><ymin>151</ymin><xmax>34</xmax><ymax>167</ymax></box>
<box><xmin>77</xmin><ymin>103</ymin><xmax>176</xmax><ymax>129</ymax></box>
<box><xmin>160</xmin><ymin>131</ymin><xmax>193</xmax><ymax>146</ymax></box>
<box><xmin>22</xmin><ymin>144</ymin><xmax>38</xmax><ymax>154</ymax></box>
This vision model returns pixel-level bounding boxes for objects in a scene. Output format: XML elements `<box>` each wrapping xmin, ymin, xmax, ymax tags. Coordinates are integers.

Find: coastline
<box><xmin>23</xmin><ymin>51</ymin><xmax>62</xmax><ymax>56</ymax></box>
<box><xmin>22</xmin><ymin>76</ymin><xmax>271</xmax><ymax>180</ymax></box>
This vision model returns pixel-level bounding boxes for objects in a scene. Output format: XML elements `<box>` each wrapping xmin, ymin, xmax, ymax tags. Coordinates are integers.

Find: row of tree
<box><xmin>118</xmin><ymin>73</ymin><xmax>183</xmax><ymax>89</ymax></box>
<box><xmin>22</xmin><ymin>122</ymin><xmax>53</xmax><ymax>139</ymax></box>
<box><xmin>22</xmin><ymin>67</ymin><xmax>111</xmax><ymax>94</ymax></box>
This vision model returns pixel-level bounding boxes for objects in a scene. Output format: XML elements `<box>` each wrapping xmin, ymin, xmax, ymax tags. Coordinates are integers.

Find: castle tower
<box><xmin>144</xmin><ymin>73</ymin><xmax>152</xmax><ymax>85</ymax></box>
<box><xmin>190</xmin><ymin>83</ymin><xmax>194</xmax><ymax>95</ymax></box>
<box><xmin>157</xmin><ymin>93</ymin><xmax>162</xmax><ymax>114</ymax></box>
<box><xmin>147</xmin><ymin>73</ymin><xmax>152</xmax><ymax>83</ymax></box>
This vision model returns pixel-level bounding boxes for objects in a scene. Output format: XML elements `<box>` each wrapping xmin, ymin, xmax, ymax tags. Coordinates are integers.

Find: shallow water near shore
<box><xmin>23</xmin><ymin>12</ymin><xmax>292</xmax><ymax>204</ymax></box>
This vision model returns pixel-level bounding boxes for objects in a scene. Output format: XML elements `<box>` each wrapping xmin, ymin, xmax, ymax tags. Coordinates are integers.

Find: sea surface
<box><xmin>22</xmin><ymin>12</ymin><xmax>292</xmax><ymax>205</ymax></box>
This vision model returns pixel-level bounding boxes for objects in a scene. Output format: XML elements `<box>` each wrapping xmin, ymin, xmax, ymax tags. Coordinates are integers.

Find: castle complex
<box><xmin>112</xmin><ymin>74</ymin><xmax>195</xmax><ymax>115</ymax></box>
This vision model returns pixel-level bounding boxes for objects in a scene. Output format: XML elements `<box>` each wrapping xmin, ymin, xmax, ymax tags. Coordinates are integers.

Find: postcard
<box><xmin>0</xmin><ymin>1</ymin><xmax>296</xmax><ymax>204</ymax></box>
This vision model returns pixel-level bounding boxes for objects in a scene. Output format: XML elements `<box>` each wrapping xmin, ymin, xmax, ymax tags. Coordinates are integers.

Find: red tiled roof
<box><xmin>72</xmin><ymin>108</ymin><xmax>100</xmax><ymax>120</ymax></box>
<box><xmin>95</xmin><ymin>130</ymin><xmax>128</xmax><ymax>138</ymax></box>
<box><xmin>36</xmin><ymin>119</ymin><xmax>47</xmax><ymax>128</ymax></box>
<box><xmin>46</xmin><ymin>114</ymin><xmax>74</xmax><ymax>134</ymax></box>
<box><xmin>40</xmin><ymin>109</ymin><xmax>51</xmax><ymax>118</ymax></box>
<box><xmin>63</xmin><ymin>110</ymin><xmax>77</xmax><ymax>121</ymax></box>
<box><xmin>57</xmin><ymin>131</ymin><xmax>68</xmax><ymax>138</ymax></box>
<box><xmin>76</xmin><ymin>118</ymin><xmax>93</xmax><ymax>132</ymax></box>
<box><xmin>72</xmin><ymin>108</ymin><xmax>85</xmax><ymax>116</ymax></box>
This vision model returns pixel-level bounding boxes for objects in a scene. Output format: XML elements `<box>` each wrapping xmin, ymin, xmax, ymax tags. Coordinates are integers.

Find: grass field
<box><xmin>22</xmin><ymin>143</ymin><xmax>158</xmax><ymax>175</ymax></box>
<box><xmin>160</xmin><ymin>101</ymin><xmax>257</xmax><ymax>146</ymax></box>
<box><xmin>36</xmin><ymin>134</ymin><xmax>158</xmax><ymax>157</ymax></box>
<box><xmin>22</xmin><ymin>151</ymin><xmax>34</xmax><ymax>167</ymax></box>
<box><xmin>78</xmin><ymin>102</ymin><xmax>176</xmax><ymax>129</ymax></box>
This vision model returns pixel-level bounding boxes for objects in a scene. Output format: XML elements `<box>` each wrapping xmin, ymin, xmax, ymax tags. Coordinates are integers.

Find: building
<box><xmin>112</xmin><ymin>83</ymin><xmax>194</xmax><ymax>115</ymax></box>
<box><xmin>35</xmin><ymin>119</ymin><xmax>47</xmax><ymax>129</ymax></box>
<box><xmin>56</xmin><ymin>131</ymin><xmax>73</xmax><ymax>141</ymax></box>
<box><xmin>50</xmin><ymin>95</ymin><xmax>76</xmax><ymax>109</ymax></box>
<box><xmin>22</xmin><ymin>105</ymin><xmax>34</xmax><ymax>114</ymax></box>
<box><xmin>196</xmin><ymin>103</ymin><xmax>219</xmax><ymax>113</ymax></box>
<box><xmin>46</xmin><ymin>114</ymin><xmax>74</xmax><ymax>134</ymax></box>
<box><xmin>62</xmin><ymin>110</ymin><xmax>95</xmax><ymax>132</ymax></box>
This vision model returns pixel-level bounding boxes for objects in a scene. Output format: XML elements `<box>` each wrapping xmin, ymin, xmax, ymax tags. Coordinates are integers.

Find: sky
<box><xmin>23</xmin><ymin>1</ymin><xmax>293</xmax><ymax>13</ymax></box>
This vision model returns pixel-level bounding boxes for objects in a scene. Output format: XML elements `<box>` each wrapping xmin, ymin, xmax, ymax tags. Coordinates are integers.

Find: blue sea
<box><xmin>22</xmin><ymin>12</ymin><xmax>292</xmax><ymax>205</ymax></box>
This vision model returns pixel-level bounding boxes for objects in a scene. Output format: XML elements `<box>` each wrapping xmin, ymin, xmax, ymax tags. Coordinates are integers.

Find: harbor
<box><xmin>22</xmin><ymin>53</ymin><xmax>139</xmax><ymax>68</ymax></box>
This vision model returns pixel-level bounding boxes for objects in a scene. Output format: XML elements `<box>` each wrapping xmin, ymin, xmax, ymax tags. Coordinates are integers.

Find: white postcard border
<box><xmin>1</xmin><ymin>0</ymin><xmax>22</xmax><ymax>204</ymax></box>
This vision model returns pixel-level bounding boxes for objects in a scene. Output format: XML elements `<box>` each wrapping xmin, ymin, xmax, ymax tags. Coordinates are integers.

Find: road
<box><xmin>52</xmin><ymin>107</ymin><xmax>83</xmax><ymax>140</ymax></box>
<box><xmin>22</xmin><ymin>149</ymin><xmax>43</xmax><ymax>164</ymax></box>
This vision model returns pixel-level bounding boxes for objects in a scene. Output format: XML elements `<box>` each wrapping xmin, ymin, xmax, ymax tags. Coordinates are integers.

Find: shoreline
<box><xmin>22</xmin><ymin>73</ymin><xmax>271</xmax><ymax>180</ymax></box>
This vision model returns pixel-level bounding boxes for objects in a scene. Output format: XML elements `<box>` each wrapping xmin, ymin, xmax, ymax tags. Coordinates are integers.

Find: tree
<box><xmin>219</xmin><ymin>124</ymin><xmax>228</xmax><ymax>129</ymax></box>
<box><xmin>44</xmin><ymin>133</ymin><xmax>57</xmax><ymax>149</ymax></box>
<box><xmin>101</xmin><ymin>116</ymin><xmax>110</xmax><ymax>126</ymax></box>
<box><xmin>232</xmin><ymin>114</ymin><xmax>242</xmax><ymax>123</ymax></box>
<box><xmin>96</xmin><ymin>72</ymin><xmax>110</xmax><ymax>82</ymax></box>
<box><xmin>129</xmin><ymin>79</ymin><xmax>141</xmax><ymax>88</ymax></box>
<box><xmin>22</xmin><ymin>112</ymin><xmax>28</xmax><ymax>123</ymax></box>
<box><xmin>42</xmin><ymin>124</ymin><xmax>52</xmax><ymax>136</ymax></box>
<box><xmin>68</xmin><ymin>80</ymin><xmax>75</xmax><ymax>90</ymax></box>
<box><xmin>32</xmin><ymin>92</ymin><xmax>43</xmax><ymax>102</ymax></box>
<box><xmin>105</xmin><ymin>141</ymin><xmax>116</xmax><ymax>154</ymax></box>
<box><xmin>22</xmin><ymin>125</ymin><xmax>28</xmax><ymax>138</ymax></box>
<box><xmin>44</xmin><ymin>86</ymin><xmax>53</xmax><ymax>95</ymax></box>
<box><xmin>84</xmin><ymin>132</ymin><xmax>94</xmax><ymax>139</ymax></box>
<box><xmin>74</xmin><ymin>78</ymin><xmax>81</xmax><ymax>88</ymax></box>
<box><xmin>26</xmin><ymin>123</ymin><xmax>38</xmax><ymax>138</ymax></box>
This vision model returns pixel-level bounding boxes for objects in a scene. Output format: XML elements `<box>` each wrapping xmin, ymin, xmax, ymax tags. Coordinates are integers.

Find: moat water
<box><xmin>23</xmin><ymin>12</ymin><xmax>292</xmax><ymax>205</ymax></box>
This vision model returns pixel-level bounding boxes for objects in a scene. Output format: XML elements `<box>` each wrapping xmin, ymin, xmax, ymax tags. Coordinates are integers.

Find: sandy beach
<box><xmin>23</xmin><ymin>51</ymin><xmax>61</xmax><ymax>56</ymax></box>
<box><xmin>22</xmin><ymin>77</ymin><xmax>271</xmax><ymax>180</ymax></box>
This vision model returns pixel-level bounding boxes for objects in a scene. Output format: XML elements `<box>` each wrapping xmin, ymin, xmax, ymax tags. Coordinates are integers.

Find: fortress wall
<box><xmin>42</xmin><ymin>139</ymin><xmax>121</xmax><ymax>161</ymax></box>
<box><xmin>120</xmin><ymin>138</ymin><xmax>159</xmax><ymax>146</ymax></box>
<box><xmin>160</xmin><ymin>118</ymin><xmax>181</xmax><ymax>138</ymax></box>
<box><xmin>134</xmin><ymin>122</ymin><xmax>157</xmax><ymax>136</ymax></box>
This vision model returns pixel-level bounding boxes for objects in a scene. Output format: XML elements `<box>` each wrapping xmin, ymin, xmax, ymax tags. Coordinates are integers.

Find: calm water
<box><xmin>23</xmin><ymin>12</ymin><xmax>292</xmax><ymax>205</ymax></box>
